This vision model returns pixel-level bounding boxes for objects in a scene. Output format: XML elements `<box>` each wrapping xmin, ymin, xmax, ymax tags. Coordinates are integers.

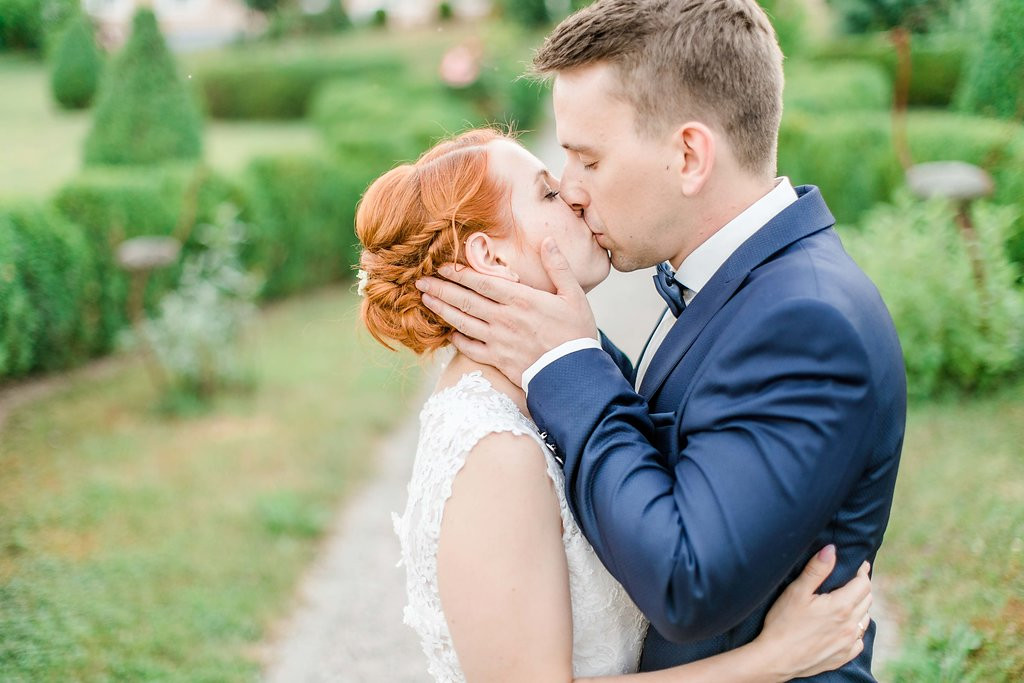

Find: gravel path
<box><xmin>258</xmin><ymin>109</ymin><xmax>899</xmax><ymax>681</ymax></box>
<box><xmin>261</xmin><ymin>373</ymin><xmax>435</xmax><ymax>683</ymax></box>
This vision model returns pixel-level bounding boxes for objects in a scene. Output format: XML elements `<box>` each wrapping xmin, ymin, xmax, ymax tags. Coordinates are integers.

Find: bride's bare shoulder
<box><xmin>462</xmin><ymin>431</ymin><xmax>552</xmax><ymax>485</ymax></box>
<box><xmin>446</xmin><ymin>431</ymin><xmax>560</xmax><ymax>522</ymax></box>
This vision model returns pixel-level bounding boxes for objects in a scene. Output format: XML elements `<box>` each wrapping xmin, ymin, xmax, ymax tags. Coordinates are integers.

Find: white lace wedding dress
<box><xmin>393</xmin><ymin>371</ymin><xmax>648</xmax><ymax>682</ymax></box>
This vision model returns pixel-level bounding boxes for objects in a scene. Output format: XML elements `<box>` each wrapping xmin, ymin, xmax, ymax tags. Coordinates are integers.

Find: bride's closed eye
<box><xmin>544</xmin><ymin>189</ymin><xmax>560</xmax><ymax>201</ymax></box>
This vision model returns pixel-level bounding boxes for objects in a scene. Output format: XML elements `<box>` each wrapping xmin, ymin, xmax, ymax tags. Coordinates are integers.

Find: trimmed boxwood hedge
<box><xmin>0</xmin><ymin>205</ymin><xmax>102</xmax><ymax>376</ymax></box>
<box><xmin>52</xmin><ymin>164</ymin><xmax>241</xmax><ymax>350</ymax></box>
<box><xmin>809</xmin><ymin>33</ymin><xmax>966</xmax><ymax>107</ymax></box>
<box><xmin>783</xmin><ymin>60</ymin><xmax>891</xmax><ymax>115</ymax></box>
<box><xmin>312</xmin><ymin>79</ymin><xmax>479</xmax><ymax>174</ymax></box>
<box><xmin>779</xmin><ymin>110</ymin><xmax>1024</xmax><ymax>228</ymax></box>
<box><xmin>194</xmin><ymin>53</ymin><xmax>406</xmax><ymax>120</ymax></box>
<box><xmin>3</xmin><ymin>22</ymin><xmax>548</xmax><ymax>382</ymax></box>
<box><xmin>242</xmin><ymin>155</ymin><xmax>365</xmax><ymax>298</ymax></box>
<box><xmin>778</xmin><ymin>111</ymin><xmax>898</xmax><ymax>225</ymax></box>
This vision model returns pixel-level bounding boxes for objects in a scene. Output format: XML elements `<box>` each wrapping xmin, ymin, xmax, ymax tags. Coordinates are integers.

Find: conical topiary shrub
<box><xmin>83</xmin><ymin>8</ymin><xmax>202</xmax><ymax>165</ymax></box>
<box><xmin>50</xmin><ymin>13</ymin><xmax>103</xmax><ymax>110</ymax></box>
<box><xmin>957</xmin><ymin>0</ymin><xmax>1024</xmax><ymax>120</ymax></box>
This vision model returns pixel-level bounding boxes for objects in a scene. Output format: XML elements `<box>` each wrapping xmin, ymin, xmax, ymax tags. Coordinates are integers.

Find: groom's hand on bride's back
<box><xmin>416</xmin><ymin>237</ymin><xmax>598</xmax><ymax>386</ymax></box>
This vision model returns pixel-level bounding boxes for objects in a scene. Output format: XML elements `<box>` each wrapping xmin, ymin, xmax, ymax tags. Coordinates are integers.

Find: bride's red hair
<box><xmin>356</xmin><ymin>128</ymin><xmax>513</xmax><ymax>354</ymax></box>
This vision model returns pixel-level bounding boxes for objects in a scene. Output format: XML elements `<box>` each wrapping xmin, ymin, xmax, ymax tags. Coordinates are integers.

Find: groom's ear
<box><xmin>671</xmin><ymin>122</ymin><xmax>715</xmax><ymax>197</ymax></box>
<box><xmin>463</xmin><ymin>232</ymin><xmax>519</xmax><ymax>282</ymax></box>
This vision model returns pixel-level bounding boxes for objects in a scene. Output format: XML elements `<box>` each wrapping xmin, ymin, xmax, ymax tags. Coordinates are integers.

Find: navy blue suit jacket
<box><xmin>527</xmin><ymin>186</ymin><xmax>906</xmax><ymax>680</ymax></box>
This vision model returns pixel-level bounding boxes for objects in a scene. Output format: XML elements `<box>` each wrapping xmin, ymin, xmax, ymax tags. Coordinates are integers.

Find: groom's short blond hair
<box><xmin>532</xmin><ymin>0</ymin><xmax>784</xmax><ymax>176</ymax></box>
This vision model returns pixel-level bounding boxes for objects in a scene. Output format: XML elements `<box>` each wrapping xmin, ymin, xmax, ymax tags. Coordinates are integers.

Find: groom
<box><xmin>417</xmin><ymin>0</ymin><xmax>906</xmax><ymax>679</ymax></box>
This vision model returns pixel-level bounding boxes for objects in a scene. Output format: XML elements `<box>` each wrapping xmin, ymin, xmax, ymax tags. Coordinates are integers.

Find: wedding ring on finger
<box><xmin>857</xmin><ymin>619</ymin><xmax>868</xmax><ymax>640</ymax></box>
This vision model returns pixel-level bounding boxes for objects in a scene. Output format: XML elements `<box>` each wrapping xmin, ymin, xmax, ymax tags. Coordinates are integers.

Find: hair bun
<box><xmin>355</xmin><ymin>129</ymin><xmax>509</xmax><ymax>355</ymax></box>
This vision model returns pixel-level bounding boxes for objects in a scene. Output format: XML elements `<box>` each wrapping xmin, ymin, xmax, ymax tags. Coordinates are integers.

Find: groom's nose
<box><xmin>559</xmin><ymin>181</ymin><xmax>590</xmax><ymax>216</ymax></box>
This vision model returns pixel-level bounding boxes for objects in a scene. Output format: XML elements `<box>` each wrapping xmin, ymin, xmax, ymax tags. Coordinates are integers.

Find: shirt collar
<box><xmin>672</xmin><ymin>177</ymin><xmax>797</xmax><ymax>300</ymax></box>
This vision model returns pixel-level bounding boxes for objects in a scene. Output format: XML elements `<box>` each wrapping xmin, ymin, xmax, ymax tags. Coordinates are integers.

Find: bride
<box><xmin>356</xmin><ymin>128</ymin><xmax>872</xmax><ymax>682</ymax></box>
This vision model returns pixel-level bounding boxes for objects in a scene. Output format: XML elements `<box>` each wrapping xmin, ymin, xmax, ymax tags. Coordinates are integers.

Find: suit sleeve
<box><xmin>598</xmin><ymin>330</ymin><xmax>634</xmax><ymax>381</ymax></box>
<box><xmin>526</xmin><ymin>298</ymin><xmax>875</xmax><ymax>642</ymax></box>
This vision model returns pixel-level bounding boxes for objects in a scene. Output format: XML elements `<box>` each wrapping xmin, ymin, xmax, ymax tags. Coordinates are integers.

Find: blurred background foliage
<box><xmin>0</xmin><ymin>0</ymin><xmax>1021</xmax><ymax>680</ymax></box>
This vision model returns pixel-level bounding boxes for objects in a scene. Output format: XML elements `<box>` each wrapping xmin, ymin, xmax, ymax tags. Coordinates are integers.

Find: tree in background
<box><xmin>957</xmin><ymin>0</ymin><xmax>1024</xmax><ymax>120</ymax></box>
<box><xmin>827</xmin><ymin>0</ymin><xmax>960</xmax><ymax>34</ymax></box>
<box><xmin>50</xmin><ymin>12</ymin><xmax>103</xmax><ymax>110</ymax></box>
<box><xmin>496</xmin><ymin>0</ymin><xmax>549</xmax><ymax>28</ymax></box>
<box><xmin>83</xmin><ymin>8</ymin><xmax>202</xmax><ymax>166</ymax></box>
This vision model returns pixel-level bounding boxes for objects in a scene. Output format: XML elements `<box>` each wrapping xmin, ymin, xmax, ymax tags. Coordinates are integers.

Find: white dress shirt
<box><xmin>522</xmin><ymin>178</ymin><xmax>798</xmax><ymax>395</ymax></box>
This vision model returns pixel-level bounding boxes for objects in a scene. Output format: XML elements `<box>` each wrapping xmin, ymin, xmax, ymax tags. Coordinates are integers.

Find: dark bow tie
<box><xmin>653</xmin><ymin>262</ymin><xmax>686</xmax><ymax>317</ymax></box>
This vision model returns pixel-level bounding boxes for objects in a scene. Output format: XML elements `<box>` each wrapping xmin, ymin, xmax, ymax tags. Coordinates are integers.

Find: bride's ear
<box><xmin>463</xmin><ymin>232</ymin><xmax>519</xmax><ymax>282</ymax></box>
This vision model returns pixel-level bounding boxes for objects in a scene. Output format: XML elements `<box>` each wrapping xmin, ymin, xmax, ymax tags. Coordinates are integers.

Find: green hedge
<box><xmin>2</xmin><ymin>28</ymin><xmax>545</xmax><ymax>383</ymax></box>
<box><xmin>194</xmin><ymin>53</ymin><xmax>405</xmax><ymax>119</ymax></box>
<box><xmin>809</xmin><ymin>33</ymin><xmax>966</xmax><ymax>106</ymax></box>
<box><xmin>312</xmin><ymin>79</ymin><xmax>479</xmax><ymax>176</ymax></box>
<box><xmin>0</xmin><ymin>205</ymin><xmax>101</xmax><ymax>377</ymax></box>
<box><xmin>243</xmin><ymin>155</ymin><xmax>364</xmax><ymax>298</ymax></box>
<box><xmin>191</xmin><ymin>25</ymin><xmax>544</xmax><ymax>127</ymax></box>
<box><xmin>52</xmin><ymin>164</ymin><xmax>241</xmax><ymax>350</ymax></box>
<box><xmin>783</xmin><ymin>60</ymin><xmax>891</xmax><ymax>115</ymax></box>
<box><xmin>778</xmin><ymin>111</ymin><xmax>898</xmax><ymax>224</ymax></box>
<box><xmin>779</xmin><ymin>110</ymin><xmax>1024</xmax><ymax>229</ymax></box>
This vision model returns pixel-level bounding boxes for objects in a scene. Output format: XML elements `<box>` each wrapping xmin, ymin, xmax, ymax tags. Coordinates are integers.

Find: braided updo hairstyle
<box><xmin>356</xmin><ymin>128</ymin><xmax>513</xmax><ymax>354</ymax></box>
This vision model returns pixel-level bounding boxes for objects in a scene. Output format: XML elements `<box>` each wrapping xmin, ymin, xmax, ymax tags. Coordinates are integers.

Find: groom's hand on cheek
<box><xmin>416</xmin><ymin>238</ymin><xmax>598</xmax><ymax>387</ymax></box>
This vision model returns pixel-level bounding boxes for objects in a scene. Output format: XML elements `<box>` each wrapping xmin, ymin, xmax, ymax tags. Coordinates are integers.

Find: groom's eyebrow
<box><xmin>561</xmin><ymin>142</ymin><xmax>598</xmax><ymax>156</ymax></box>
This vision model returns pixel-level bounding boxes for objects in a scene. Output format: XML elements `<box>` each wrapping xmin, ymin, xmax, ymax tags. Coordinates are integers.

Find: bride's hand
<box><xmin>756</xmin><ymin>545</ymin><xmax>872</xmax><ymax>680</ymax></box>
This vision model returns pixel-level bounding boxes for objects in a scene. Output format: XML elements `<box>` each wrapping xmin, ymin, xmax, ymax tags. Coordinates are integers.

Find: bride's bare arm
<box><xmin>437</xmin><ymin>432</ymin><xmax>872</xmax><ymax>683</ymax></box>
<box><xmin>437</xmin><ymin>431</ymin><xmax>576</xmax><ymax>681</ymax></box>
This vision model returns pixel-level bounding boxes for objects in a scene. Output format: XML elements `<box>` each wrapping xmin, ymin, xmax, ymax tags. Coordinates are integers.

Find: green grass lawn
<box><xmin>881</xmin><ymin>386</ymin><xmax>1024</xmax><ymax>681</ymax></box>
<box><xmin>0</xmin><ymin>54</ymin><xmax>317</xmax><ymax>201</ymax></box>
<box><xmin>0</xmin><ymin>286</ymin><xmax>422</xmax><ymax>680</ymax></box>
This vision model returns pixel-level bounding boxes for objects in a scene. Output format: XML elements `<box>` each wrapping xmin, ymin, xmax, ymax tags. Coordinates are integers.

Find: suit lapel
<box><xmin>637</xmin><ymin>186</ymin><xmax>836</xmax><ymax>399</ymax></box>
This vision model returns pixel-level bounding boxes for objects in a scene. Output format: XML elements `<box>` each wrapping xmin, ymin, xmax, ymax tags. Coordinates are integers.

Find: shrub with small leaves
<box><xmin>139</xmin><ymin>206</ymin><xmax>261</xmax><ymax>402</ymax></box>
<box><xmin>50</xmin><ymin>12</ymin><xmax>102</xmax><ymax>109</ymax></box>
<box><xmin>842</xmin><ymin>192</ymin><xmax>1024</xmax><ymax>399</ymax></box>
